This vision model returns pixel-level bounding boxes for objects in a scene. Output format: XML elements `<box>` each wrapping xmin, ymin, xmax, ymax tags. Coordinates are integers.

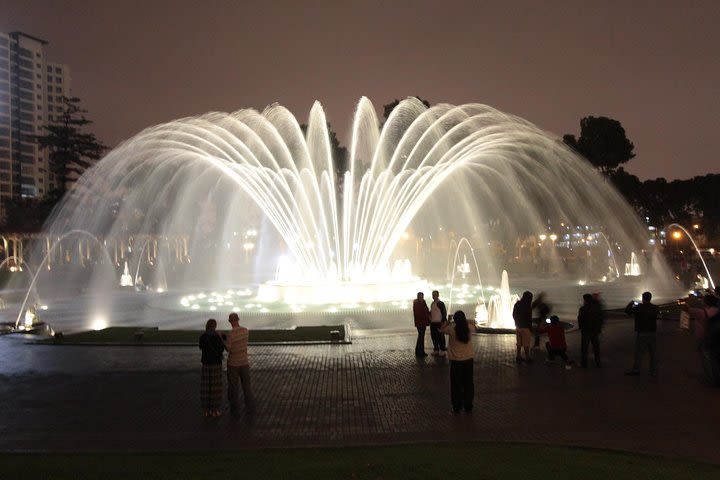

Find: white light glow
<box><xmin>91</xmin><ymin>316</ymin><xmax>108</xmax><ymax>330</ymax></box>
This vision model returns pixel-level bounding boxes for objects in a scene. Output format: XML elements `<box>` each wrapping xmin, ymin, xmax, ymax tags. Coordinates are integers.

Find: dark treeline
<box><xmin>564</xmin><ymin>115</ymin><xmax>719</xmax><ymax>240</ymax></box>
<box><xmin>611</xmin><ymin>169</ymin><xmax>720</xmax><ymax>237</ymax></box>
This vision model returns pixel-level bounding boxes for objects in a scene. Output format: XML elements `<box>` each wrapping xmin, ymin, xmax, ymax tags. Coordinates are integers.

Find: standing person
<box><xmin>684</xmin><ymin>294</ymin><xmax>718</xmax><ymax>350</ymax></box>
<box><xmin>441</xmin><ymin>310</ymin><xmax>474</xmax><ymax>413</ymax></box>
<box><xmin>226</xmin><ymin>312</ymin><xmax>256</xmax><ymax>415</ymax></box>
<box><xmin>625</xmin><ymin>291</ymin><xmax>660</xmax><ymax>376</ymax></box>
<box><xmin>199</xmin><ymin>319</ymin><xmax>224</xmax><ymax>417</ymax></box>
<box><xmin>683</xmin><ymin>294</ymin><xmax>719</xmax><ymax>384</ymax></box>
<box><xmin>531</xmin><ymin>292</ymin><xmax>551</xmax><ymax>349</ymax></box>
<box><xmin>578</xmin><ymin>293</ymin><xmax>603</xmax><ymax>368</ymax></box>
<box><xmin>537</xmin><ymin>315</ymin><xmax>572</xmax><ymax>369</ymax></box>
<box><xmin>413</xmin><ymin>292</ymin><xmax>430</xmax><ymax>357</ymax></box>
<box><xmin>430</xmin><ymin>290</ymin><xmax>448</xmax><ymax>356</ymax></box>
<box><xmin>512</xmin><ymin>291</ymin><xmax>534</xmax><ymax>363</ymax></box>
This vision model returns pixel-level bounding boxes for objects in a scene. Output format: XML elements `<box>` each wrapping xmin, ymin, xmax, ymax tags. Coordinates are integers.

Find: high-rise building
<box><xmin>0</xmin><ymin>31</ymin><xmax>71</xmax><ymax>202</ymax></box>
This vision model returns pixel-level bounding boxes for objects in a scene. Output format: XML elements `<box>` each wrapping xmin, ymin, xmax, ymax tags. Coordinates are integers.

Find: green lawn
<box><xmin>1</xmin><ymin>443</ymin><xmax>717</xmax><ymax>479</ymax></box>
<box><xmin>38</xmin><ymin>325</ymin><xmax>347</xmax><ymax>345</ymax></box>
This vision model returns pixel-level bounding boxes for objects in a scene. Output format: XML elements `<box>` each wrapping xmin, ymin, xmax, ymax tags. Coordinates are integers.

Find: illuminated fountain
<box><xmin>624</xmin><ymin>252</ymin><xmax>641</xmax><ymax>276</ymax></box>
<box><xmin>15</xmin><ymin>97</ymin><xmax>668</xmax><ymax>330</ymax></box>
<box><xmin>668</xmin><ymin>223</ymin><xmax>716</xmax><ymax>290</ymax></box>
<box><xmin>486</xmin><ymin>270</ymin><xmax>518</xmax><ymax>329</ymax></box>
<box><xmin>120</xmin><ymin>261</ymin><xmax>134</xmax><ymax>287</ymax></box>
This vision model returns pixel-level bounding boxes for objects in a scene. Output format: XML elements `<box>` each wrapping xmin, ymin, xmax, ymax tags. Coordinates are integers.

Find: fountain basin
<box><xmin>256</xmin><ymin>278</ymin><xmax>429</xmax><ymax>305</ymax></box>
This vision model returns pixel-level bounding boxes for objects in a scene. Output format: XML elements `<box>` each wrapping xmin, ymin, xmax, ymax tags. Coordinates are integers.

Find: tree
<box><xmin>35</xmin><ymin>96</ymin><xmax>107</xmax><ymax>197</ymax></box>
<box><xmin>563</xmin><ymin>116</ymin><xmax>635</xmax><ymax>176</ymax></box>
<box><xmin>382</xmin><ymin>96</ymin><xmax>431</xmax><ymax>123</ymax></box>
<box><xmin>608</xmin><ymin>167</ymin><xmax>643</xmax><ymax>209</ymax></box>
<box><xmin>0</xmin><ymin>195</ymin><xmax>59</xmax><ymax>232</ymax></box>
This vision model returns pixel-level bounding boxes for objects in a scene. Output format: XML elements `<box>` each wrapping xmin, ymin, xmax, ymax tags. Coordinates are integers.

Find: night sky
<box><xmin>2</xmin><ymin>0</ymin><xmax>718</xmax><ymax>180</ymax></box>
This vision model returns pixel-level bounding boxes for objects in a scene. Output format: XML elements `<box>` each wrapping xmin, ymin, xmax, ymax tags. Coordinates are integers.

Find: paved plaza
<box><xmin>1</xmin><ymin>313</ymin><xmax>719</xmax><ymax>464</ymax></box>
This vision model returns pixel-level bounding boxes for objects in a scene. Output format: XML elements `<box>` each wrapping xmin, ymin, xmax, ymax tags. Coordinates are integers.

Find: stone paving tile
<box><xmin>1</xmin><ymin>316</ymin><xmax>719</xmax><ymax>464</ymax></box>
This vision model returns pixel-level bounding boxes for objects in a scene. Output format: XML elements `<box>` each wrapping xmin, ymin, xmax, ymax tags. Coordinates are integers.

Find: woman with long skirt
<box><xmin>199</xmin><ymin>318</ymin><xmax>225</xmax><ymax>417</ymax></box>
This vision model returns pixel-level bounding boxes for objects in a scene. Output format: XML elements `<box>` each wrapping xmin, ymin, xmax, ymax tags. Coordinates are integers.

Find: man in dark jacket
<box><xmin>513</xmin><ymin>291</ymin><xmax>533</xmax><ymax>363</ymax></box>
<box><xmin>625</xmin><ymin>291</ymin><xmax>660</xmax><ymax>376</ymax></box>
<box><xmin>578</xmin><ymin>293</ymin><xmax>603</xmax><ymax>368</ymax></box>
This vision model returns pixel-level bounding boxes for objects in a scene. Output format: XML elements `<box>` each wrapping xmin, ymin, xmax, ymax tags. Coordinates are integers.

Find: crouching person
<box><xmin>538</xmin><ymin>315</ymin><xmax>572</xmax><ymax>370</ymax></box>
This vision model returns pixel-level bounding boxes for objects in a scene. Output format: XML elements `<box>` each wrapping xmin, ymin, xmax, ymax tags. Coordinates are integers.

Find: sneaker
<box><xmin>439</xmin><ymin>351</ymin><xmax>446</xmax><ymax>357</ymax></box>
<box><xmin>565</xmin><ymin>364</ymin><xmax>572</xmax><ymax>370</ymax></box>
<box><xmin>431</xmin><ymin>351</ymin><xmax>439</xmax><ymax>356</ymax></box>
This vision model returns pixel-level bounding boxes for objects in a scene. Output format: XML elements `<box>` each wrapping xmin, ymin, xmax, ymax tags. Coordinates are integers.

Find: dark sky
<box><xmin>2</xmin><ymin>0</ymin><xmax>718</xmax><ymax>180</ymax></box>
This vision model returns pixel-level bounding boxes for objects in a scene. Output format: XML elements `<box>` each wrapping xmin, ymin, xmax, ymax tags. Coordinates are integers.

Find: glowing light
<box><xmin>40</xmin><ymin>305</ymin><xmax>49</xmax><ymax>310</ymax></box>
<box><xmin>156</xmin><ymin>288</ymin><xmax>165</xmax><ymax>293</ymax></box>
<box><xmin>672</xmin><ymin>231</ymin><xmax>682</xmax><ymax>240</ymax></box>
<box><xmin>91</xmin><ymin>316</ymin><xmax>108</xmax><ymax>330</ymax></box>
<box><xmin>549</xmin><ymin>234</ymin><xmax>557</xmax><ymax>242</ymax></box>
<box><xmin>539</xmin><ymin>234</ymin><xmax>547</xmax><ymax>241</ymax></box>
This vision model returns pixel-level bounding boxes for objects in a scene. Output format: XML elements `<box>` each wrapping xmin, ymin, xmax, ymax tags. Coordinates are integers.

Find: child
<box><xmin>537</xmin><ymin>315</ymin><xmax>572</xmax><ymax>369</ymax></box>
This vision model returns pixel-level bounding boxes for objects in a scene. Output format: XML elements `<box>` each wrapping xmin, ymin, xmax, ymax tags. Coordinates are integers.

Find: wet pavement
<box><xmin>1</xmin><ymin>313</ymin><xmax>719</xmax><ymax>464</ymax></box>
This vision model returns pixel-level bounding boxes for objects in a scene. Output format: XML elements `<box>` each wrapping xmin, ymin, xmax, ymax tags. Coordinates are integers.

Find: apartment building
<box><xmin>0</xmin><ymin>31</ymin><xmax>71</xmax><ymax>202</ymax></box>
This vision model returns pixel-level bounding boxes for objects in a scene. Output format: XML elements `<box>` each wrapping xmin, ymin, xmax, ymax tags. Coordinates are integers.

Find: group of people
<box><xmin>198</xmin><ymin>313</ymin><xmax>255</xmax><ymax>417</ymax></box>
<box><xmin>200</xmin><ymin>285</ymin><xmax>718</xmax><ymax>417</ymax></box>
<box><xmin>513</xmin><ymin>289</ymin><xmax>663</xmax><ymax>376</ymax></box>
<box><xmin>413</xmin><ymin>290</ymin><xmax>474</xmax><ymax>413</ymax></box>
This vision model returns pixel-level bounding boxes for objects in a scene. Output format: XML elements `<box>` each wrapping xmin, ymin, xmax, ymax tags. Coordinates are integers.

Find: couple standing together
<box><xmin>198</xmin><ymin>312</ymin><xmax>256</xmax><ymax>417</ymax></box>
<box><xmin>413</xmin><ymin>290</ymin><xmax>448</xmax><ymax>357</ymax></box>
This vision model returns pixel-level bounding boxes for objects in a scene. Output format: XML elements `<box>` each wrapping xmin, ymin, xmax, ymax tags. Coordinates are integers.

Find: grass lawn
<box><xmin>38</xmin><ymin>325</ymin><xmax>347</xmax><ymax>345</ymax></box>
<box><xmin>1</xmin><ymin>443</ymin><xmax>718</xmax><ymax>480</ymax></box>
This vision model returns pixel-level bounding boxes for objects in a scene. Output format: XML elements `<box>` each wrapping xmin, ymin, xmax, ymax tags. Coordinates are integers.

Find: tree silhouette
<box><xmin>35</xmin><ymin>96</ymin><xmax>107</xmax><ymax>197</ymax></box>
<box><xmin>563</xmin><ymin>116</ymin><xmax>635</xmax><ymax>176</ymax></box>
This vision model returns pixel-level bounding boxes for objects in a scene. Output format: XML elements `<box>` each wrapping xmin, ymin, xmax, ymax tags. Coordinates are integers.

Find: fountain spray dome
<box><xmin>30</xmin><ymin>97</ymin><xmax>657</xmax><ymax>315</ymax></box>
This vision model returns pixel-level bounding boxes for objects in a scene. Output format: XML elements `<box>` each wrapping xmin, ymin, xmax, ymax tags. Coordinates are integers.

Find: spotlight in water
<box><xmin>91</xmin><ymin>316</ymin><xmax>108</xmax><ymax>330</ymax></box>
